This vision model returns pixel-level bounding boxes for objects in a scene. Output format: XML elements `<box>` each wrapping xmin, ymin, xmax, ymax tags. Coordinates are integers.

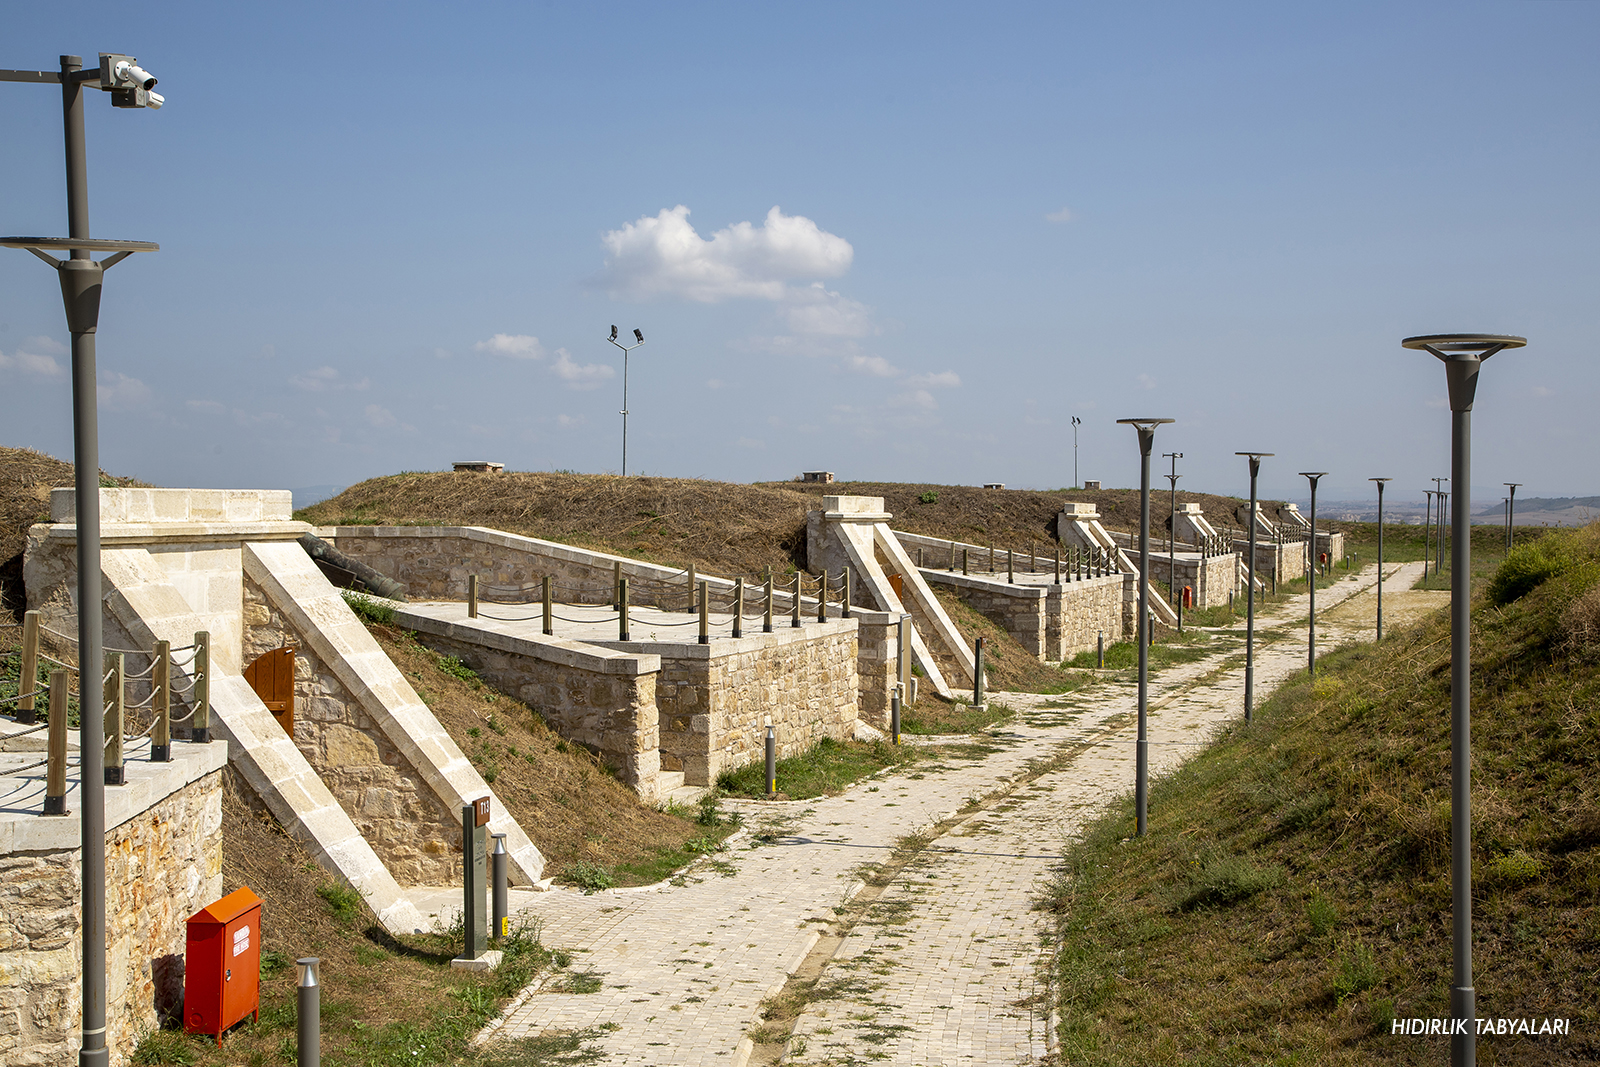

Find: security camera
<box><xmin>115</xmin><ymin>61</ymin><xmax>158</xmax><ymax>90</ymax></box>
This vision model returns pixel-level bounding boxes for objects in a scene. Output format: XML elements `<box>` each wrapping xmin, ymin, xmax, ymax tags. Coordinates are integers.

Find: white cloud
<box><xmin>888</xmin><ymin>388</ymin><xmax>939</xmax><ymax>412</ymax></box>
<box><xmin>556</xmin><ymin>413</ymin><xmax>585</xmax><ymax>428</ymax></box>
<box><xmin>1046</xmin><ymin>207</ymin><xmax>1074</xmax><ymax>223</ymax></box>
<box><xmin>907</xmin><ymin>370</ymin><xmax>961</xmax><ymax>389</ymax></box>
<box><xmin>782</xmin><ymin>284</ymin><xmax>876</xmax><ymax>338</ymax></box>
<box><xmin>844</xmin><ymin>354</ymin><xmax>900</xmax><ymax>378</ymax></box>
<box><xmin>1137</xmin><ymin>373</ymin><xmax>1157</xmax><ymax>390</ymax></box>
<box><xmin>0</xmin><ymin>336</ymin><xmax>68</xmax><ymax>379</ymax></box>
<box><xmin>187</xmin><ymin>399</ymin><xmax>226</xmax><ymax>415</ymax></box>
<box><xmin>597</xmin><ymin>205</ymin><xmax>853</xmax><ymax>303</ymax></box>
<box><xmin>1532</xmin><ymin>385</ymin><xmax>1554</xmax><ymax>398</ymax></box>
<box><xmin>550</xmin><ymin>348</ymin><xmax>615</xmax><ymax>390</ymax></box>
<box><xmin>433</xmin><ymin>347</ymin><xmax>453</xmax><ymax>360</ymax></box>
<box><xmin>364</xmin><ymin>404</ymin><xmax>397</xmax><ymax>428</ymax></box>
<box><xmin>290</xmin><ymin>366</ymin><xmax>370</xmax><ymax>392</ymax></box>
<box><xmin>98</xmin><ymin>372</ymin><xmax>151</xmax><ymax>411</ymax></box>
<box><xmin>474</xmin><ymin>334</ymin><xmax>545</xmax><ymax>359</ymax></box>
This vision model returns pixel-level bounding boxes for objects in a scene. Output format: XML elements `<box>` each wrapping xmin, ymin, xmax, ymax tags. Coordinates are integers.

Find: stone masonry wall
<box><xmin>402</xmin><ymin>624</ymin><xmax>661</xmax><ymax>798</ymax></box>
<box><xmin>1048</xmin><ymin>574</ymin><xmax>1126</xmax><ymax>657</ymax></box>
<box><xmin>854</xmin><ymin>613</ymin><xmax>899</xmax><ymax>731</ymax></box>
<box><xmin>1144</xmin><ymin>552</ymin><xmax>1238</xmax><ymax>610</ymax></box>
<box><xmin>242</xmin><ymin>577</ymin><xmax>460</xmax><ymax>885</ymax></box>
<box><xmin>656</xmin><ymin>621</ymin><xmax>859</xmax><ymax>786</ymax></box>
<box><xmin>923</xmin><ymin>571</ymin><xmax>1125</xmax><ymax>662</ymax></box>
<box><xmin>1</xmin><ymin>770</ymin><xmax>222</xmax><ymax>1067</ymax></box>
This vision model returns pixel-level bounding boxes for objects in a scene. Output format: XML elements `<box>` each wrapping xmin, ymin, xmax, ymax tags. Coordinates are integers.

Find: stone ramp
<box><xmin>97</xmin><ymin>544</ymin><xmax>430</xmax><ymax>935</ymax></box>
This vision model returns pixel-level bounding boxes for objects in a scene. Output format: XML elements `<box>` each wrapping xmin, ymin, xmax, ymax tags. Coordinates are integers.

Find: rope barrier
<box><xmin>1</xmin><ymin>688</ymin><xmax>48</xmax><ymax>706</ymax></box>
<box><xmin>475</xmin><ymin>611</ymin><xmax>545</xmax><ymax>623</ymax></box>
<box><xmin>549</xmin><ymin>611</ymin><xmax>622</xmax><ymax>625</ymax></box>
<box><xmin>4</xmin><ymin>719</ymin><xmax>51</xmax><ymax>737</ymax></box>
<box><xmin>4</xmin><ymin>758</ymin><xmax>52</xmax><ymax>776</ymax></box>
<box><xmin>39</xmin><ymin>654</ymin><xmax>77</xmax><ymax>671</ymax></box>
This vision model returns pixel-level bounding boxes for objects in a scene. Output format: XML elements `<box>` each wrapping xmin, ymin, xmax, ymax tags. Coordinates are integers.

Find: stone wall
<box><xmin>393</xmin><ymin>611</ymin><xmax>662</xmax><ymax>798</ymax></box>
<box><xmin>922</xmin><ymin>571</ymin><xmax>1125</xmax><ymax>661</ymax></box>
<box><xmin>242</xmin><ymin>575</ymin><xmax>461</xmax><ymax>885</ymax></box>
<box><xmin>853</xmin><ymin>612</ymin><xmax>900</xmax><ymax>731</ymax></box>
<box><xmin>1234</xmin><ymin>538</ymin><xmax>1308</xmax><ymax>585</ymax></box>
<box><xmin>1</xmin><ymin>759</ymin><xmax>224</xmax><ymax>1067</ymax></box>
<box><xmin>1144</xmin><ymin>551</ymin><xmax>1238</xmax><ymax>610</ymax></box>
<box><xmin>653</xmin><ymin>620</ymin><xmax>859</xmax><ymax>786</ymax></box>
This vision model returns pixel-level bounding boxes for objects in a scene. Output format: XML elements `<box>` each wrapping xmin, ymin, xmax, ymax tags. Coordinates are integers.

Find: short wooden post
<box><xmin>152</xmin><ymin>639</ymin><xmax>172</xmax><ymax>762</ymax></box>
<box><xmin>613</xmin><ymin>561</ymin><xmax>622</xmax><ymax>611</ymax></box>
<box><xmin>842</xmin><ymin>569</ymin><xmax>852</xmax><ymax>619</ymax></box>
<box><xmin>791</xmin><ymin>573</ymin><xmax>802</xmax><ymax>628</ymax></box>
<box><xmin>192</xmin><ymin>631</ymin><xmax>211</xmax><ymax>743</ymax></box>
<box><xmin>764</xmin><ymin>575</ymin><xmax>774</xmax><ymax>633</ymax></box>
<box><xmin>687</xmin><ymin>564</ymin><xmax>697</xmax><ymax>614</ymax></box>
<box><xmin>468</xmin><ymin>575</ymin><xmax>479</xmax><ymax>618</ymax></box>
<box><xmin>818</xmin><ymin>571</ymin><xmax>828</xmax><ymax>622</ymax></box>
<box><xmin>962</xmin><ymin>548</ymin><xmax>969</xmax><ymax>576</ymax></box>
<box><xmin>618</xmin><ymin>577</ymin><xmax>630</xmax><ymax>641</ymax></box>
<box><xmin>43</xmin><ymin>671</ymin><xmax>68</xmax><ymax>815</ymax></box>
<box><xmin>17</xmin><ymin>610</ymin><xmax>40</xmax><ymax>724</ymax></box>
<box><xmin>1054</xmin><ymin>542</ymin><xmax>1061</xmax><ymax>584</ymax></box>
<box><xmin>699</xmin><ymin>581</ymin><xmax>710</xmax><ymax>644</ymax></box>
<box><xmin>988</xmin><ymin>542</ymin><xmax>995</xmax><ymax>573</ymax></box>
<box><xmin>105</xmin><ymin>653</ymin><xmax>125</xmax><ymax>786</ymax></box>
<box><xmin>542</xmin><ymin>576</ymin><xmax>554</xmax><ymax>635</ymax></box>
<box><xmin>1030</xmin><ymin>539</ymin><xmax>1037</xmax><ymax>572</ymax></box>
<box><xmin>949</xmin><ymin>540</ymin><xmax>956</xmax><ymax>572</ymax></box>
<box><xmin>1008</xmin><ymin>548</ymin><xmax>1015</xmax><ymax>585</ymax></box>
<box><xmin>733</xmin><ymin>578</ymin><xmax>744</xmax><ymax>639</ymax></box>
<box><xmin>917</xmin><ymin>546</ymin><xmax>924</xmax><ymax>569</ymax></box>
<box><xmin>973</xmin><ymin>637</ymin><xmax>986</xmax><ymax>708</ymax></box>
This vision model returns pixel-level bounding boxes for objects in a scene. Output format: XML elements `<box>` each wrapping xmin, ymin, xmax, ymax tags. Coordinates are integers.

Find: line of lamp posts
<box><xmin>1120</xmin><ymin>332</ymin><xmax>1524</xmax><ymax>1067</ymax></box>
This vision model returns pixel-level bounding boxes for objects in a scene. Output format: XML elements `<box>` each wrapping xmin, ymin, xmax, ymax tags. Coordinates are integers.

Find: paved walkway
<box><xmin>469</xmin><ymin>562</ymin><xmax>1421</xmax><ymax>1065</ymax></box>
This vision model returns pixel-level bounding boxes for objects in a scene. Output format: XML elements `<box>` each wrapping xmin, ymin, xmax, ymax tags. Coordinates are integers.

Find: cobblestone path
<box><xmin>479</xmin><ymin>562</ymin><xmax>1422</xmax><ymax>1065</ymax></box>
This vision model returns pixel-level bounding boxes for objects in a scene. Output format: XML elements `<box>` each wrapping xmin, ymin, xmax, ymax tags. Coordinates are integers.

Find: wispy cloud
<box><xmin>474</xmin><ymin>334</ymin><xmax>545</xmax><ymax>359</ymax></box>
<box><xmin>0</xmin><ymin>336</ymin><xmax>68</xmax><ymax>379</ymax></box>
<box><xmin>550</xmin><ymin>348</ymin><xmax>615</xmax><ymax>390</ymax></box>
<box><xmin>98</xmin><ymin>372</ymin><xmax>151</xmax><ymax>411</ymax></box>
<box><xmin>290</xmin><ymin>366</ymin><xmax>370</xmax><ymax>393</ymax></box>
<box><xmin>1045</xmin><ymin>206</ymin><xmax>1074</xmax><ymax>223</ymax></box>
<box><xmin>1137</xmin><ymin>373</ymin><xmax>1157</xmax><ymax>390</ymax></box>
<box><xmin>845</xmin><ymin>355</ymin><xmax>900</xmax><ymax>378</ymax></box>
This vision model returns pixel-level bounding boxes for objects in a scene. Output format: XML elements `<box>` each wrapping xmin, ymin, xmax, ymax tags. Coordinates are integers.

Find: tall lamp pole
<box><xmin>1071</xmin><ymin>416</ymin><xmax>1082</xmax><ymax>488</ymax></box>
<box><xmin>1423</xmin><ymin>490</ymin><xmax>1435</xmax><ymax>580</ymax></box>
<box><xmin>607</xmin><ymin>326</ymin><xmax>645</xmax><ymax>476</ymax></box>
<box><xmin>1403</xmin><ymin>333</ymin><xmax>1526</xmax><ymax>1067</ymax></box>
<box><xmin>1370</xmin><ymin>478</ymin><xmax>1391</xmax><ymax>641</ymax></box>
<box><xmin>1503</xmin><ymin>483</ymin><xmax>1521</xmax><ymax>550</ymax></box>
<box><xmin>2</xmin><ymin>52</ymin><xmax>164</xmax><ymax>1067</ymax></box>
<box><xmin>1299</xmin><ymin>472</ymin><xmax>1327</xmax><ymax>675</ymax></box>
<box><xmin>1433</xmin><ymin>477</ymin><xmax>1450</xmax><ymax>576</ymax></box>
<box><xmin>1117</xmin><ymin>418</ymin><xmax>1174</xmax><ymax>836</ymax></box>
<box><xmin>1163</xmin><ymin>452</ymin><xmax>1182</xmax><ymax>604</ymax></box>
<box><xmin>1236</xmin><ymin>453</ymin><xmax>1273</xmax><ymax>722</ymax></box>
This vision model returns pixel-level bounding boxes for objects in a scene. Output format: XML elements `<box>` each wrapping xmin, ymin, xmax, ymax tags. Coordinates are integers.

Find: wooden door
<box><xmin>245</xmin><ymin>646</ymin><xmax>296</xmax><ymax>736</ymax></box>
<box><xmin>889</xmin><ymin>572</ymin><xmax>904</xmax><ymax>600</ymax></box>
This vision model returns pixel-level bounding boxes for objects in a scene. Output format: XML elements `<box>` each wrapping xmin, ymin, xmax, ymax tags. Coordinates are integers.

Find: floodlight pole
<box><xmin>1504</xmin><ymin>483</ymin><xmax>1521</xmax><ymax>550</ymax></box>
<box><xmin>1404</xmin><ymin>333</ymin><xmax>1526</xmax><ymax>1067</ymax></box>
<box><xmin>1423</xmin><ymin>490</ymin><xmax>1434</xmax><ymax>580</ymax></box>
<box><xmin>1237</xmin><ymin>453</ymin><xmax>1272</xmax><ymax>723</ymax></box>
<box><xmin>1433</xmin><ymin>478</ymin><xmax>1449</xmax><ymax>576</ymax></box>
<box><xmin>1071</xmin><ymin>416</ymin><xmax>1082</xmax><ymax>488</ymax></box>
<box><xmin>1299</xmin><ymin>473</ymin><xmax>1327</xmax><ymax>675</ymax></box>
<box><xmin>607</xmin><ymin>329</ymin><xmax>645</xmax><ymax>476</ymax></box>
<box><xmin>1118</xmin><ymin>418</ymin><xmax>1173</xmax><ymax>836</ymax></box>
<box><xmin>1370</xmin><ymin>479</ymin><xmax>1391</xmax><ymax>641</ymax></box>
<box><xmin>1163</xmin><ymin>452</ymin><xmax>1181</xmax><ymax>604</ymax></box>
<box><xmin>2</xmin><ymin>53</ymin><xmax>163</xmax><ymax>1067</ymax></box>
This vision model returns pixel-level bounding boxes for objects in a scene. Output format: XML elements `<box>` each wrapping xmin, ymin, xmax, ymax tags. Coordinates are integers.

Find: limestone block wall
<box><xmin>1049</xmin><ymin>574</ymin><xmax>1127</xmax><ymax>656</ymax></box>
<box><xmin>1233</xmin><ymin>538</ymin><xmax>1308</xmax><ymax>584</ymax></box>
<box><xmin>922</xmin><ymin>572</ymin><xmax>1047</xmax><ymax>658</ymax></box>
<box><xmin>242</xmin><ymin>576</ymin><xmax>460</xmax><ymax>885</ymax></box>
<box><xmin>1144</xmin><ymin>551</ymin><xmax>1238</xmax><ymax>610</ymax></box>
<box><xmin>921</xmin><ymin>571</ymin><xmax>1125</xmax><ymax>661</ymax></box>
<box><xmin>651</xmin><ymin>620</ymin><xmax>859</xmax><ymax>786</ymax></box>
<box><xmin>392</xmin><ymin>610</ymin><xmax>662</xmax><ymax>798</ymax></box>
<box><xmin>0</xmin><ymin>747</ymin><xmax>225</xmax><ymax>1067</ymax></box>
<box><xmin>853</xmin><ymin>611</ymin><xmax>899</xmax><ymax>730</ymax></box>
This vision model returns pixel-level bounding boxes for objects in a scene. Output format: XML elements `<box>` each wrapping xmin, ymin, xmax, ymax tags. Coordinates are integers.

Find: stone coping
<box><xmin>397</xmin><ymin>602</ymin><xmax>862</xmax><ymax>662</ymax></box>
<box><xmin>50</xmin><ymin>487</ymin><xmax>294</xmax><ymax>524</ymax></box>
<box><xmin>921</xmin><ymin>570</ymin><xmax>1130</xmax><ymax>597</ymax></box>
<box><xmin>0</xmin><ymin>730</ymin><xmax>228</xmax><ymax>853</ymax></box>
<box><xmin>821</xmin><ymin>495</ymin><xmax>887</xmax><ymax>515</ymax></box>
<box><xmin>32</xmin><ymin>520</ymin><xmax>313</xmax><ymax>546</ymax></box>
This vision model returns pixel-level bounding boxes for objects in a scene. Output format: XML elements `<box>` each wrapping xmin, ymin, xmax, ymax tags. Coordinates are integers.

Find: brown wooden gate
<box><xmin>245</xmin><ymin>646</ymin><xmax>296</xmax><ymax>736</ymax></box>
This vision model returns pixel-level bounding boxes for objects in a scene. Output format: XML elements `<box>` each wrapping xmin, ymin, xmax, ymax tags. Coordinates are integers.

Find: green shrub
<box><xmin>563</xmin><ymin>861</ymin><xmax>616</xmax><ymax>893</ymax></box>
<box><xmin>316</xmin><ymin>881</ymin><xmax>363</xmax><ymax>924</ymax></box>
<box><xmin>918</xmin><ymin>491</ymin><xmax>939</xmax><ymax>505</ymax></box>
<box><xmin>1305</xmin><ymin>892</ymin><xmax>1338</xmax><ymax>937</ymax></box>
<box><xmin>341</xmin><ymin>589</ymin><xmax>396</xmax><ymax>625</ymax></box>
<box><xmin>1332</xmin><ymin>940</ymin><xmax>1380</xmax><ymax>1003</ymax></box>
<box><xmin>1488</xmin><ymin>536</ymin><xmax>1574</xmax><ymax>605</ymax></box>
<box><xmin>437</xmin><ymin>655</ymin><xmax>480</xmax><ymax>685</ymax></box>
<box><xmin>1488</xmin><ymin>849</ymin><xmax>1544</xmax><ymax>885</ymax></box>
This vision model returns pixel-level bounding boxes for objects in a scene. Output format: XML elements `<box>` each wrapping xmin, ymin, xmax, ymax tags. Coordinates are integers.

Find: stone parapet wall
<box><xmin>921</xmin><ymin>571</ymin><xmax>1125</xmax><ymax>661</ymax></box>
<box><xmin>1</xmin><ymin>749</ymin><xmax>224</xmax><ymax>1067</ymax></box>
<box><xmin>394</xmin><ymin>610</ymin><xmax>662</xmax><ymax>798</ymax></box>
<box><xmin>650</xmin><ymin>620</ymin><xmax>859</xmax><ymax>786</ymax></box>
<box><xmin>1233</xmin><ymin>539</ymin><xmax>1308</xmax><ymax>584</ymax></box>
<box><xmin>243</xmin><ymin>576</ymin><xmax>461</xmax><ymax>885</ymax></box>
<box><xmin>1050</xmin><ymin>575</ymin><xmax>1127</xmax><ymax>657</ymax></box>
<box><xmin>1144</xmin><ymin>551</ymin><xmax>1238</xmax><ymax>610</ymax></box>
<box><xmin>852</xmin><ymin>611</ymin><xmax>900</xmax><ymax>730</ymax></box>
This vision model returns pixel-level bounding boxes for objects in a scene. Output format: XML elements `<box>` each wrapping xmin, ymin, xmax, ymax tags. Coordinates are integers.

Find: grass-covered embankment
<box><xmin>1044</xmin><ymin>524</ymin><xmax>1600</xmax><ymax>1065</ymax></box>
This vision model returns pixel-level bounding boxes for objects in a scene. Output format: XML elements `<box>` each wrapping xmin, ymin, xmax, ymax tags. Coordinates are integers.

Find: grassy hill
<box><xmin>1044</xmin><ymin>524</ymin><xmax>1600</xmax><ymax>1064</ymax></box>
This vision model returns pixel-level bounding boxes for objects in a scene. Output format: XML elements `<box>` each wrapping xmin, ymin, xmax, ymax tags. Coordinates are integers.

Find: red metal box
<box><xmin>184</xmin><ymin>886</ymin><xmax>262</xmax><ymax>1045</ymax></box>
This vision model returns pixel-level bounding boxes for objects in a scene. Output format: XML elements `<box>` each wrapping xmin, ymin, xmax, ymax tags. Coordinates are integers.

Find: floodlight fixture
<box><xmin>1403</xmin><ymin>331</ymin><xmax>1526</xmax><ymax>1066</ymax></box>
<box><xmin>1370</xmin><ymin>479</ymin><xmax>1392</xmax><ymax>641</ymax></box>
<box><xmin>1299</xmin><ymin>472</ymin><xmax>1328</xmax><ymax>675</ymax></box>
<box><xmin>607</xmin><ymin>326</ymin><xmax>647</xmax><ymax>476</ymax></box>
<box><xmin>1116</xmin><ymin>417</ymin><xmax>1174</xmax><ymax>836</ymax></box>
<box><xmin>1235</xmin><ymin>452</ymin><xmax>1274</xmax><ymax>722</ymax></box>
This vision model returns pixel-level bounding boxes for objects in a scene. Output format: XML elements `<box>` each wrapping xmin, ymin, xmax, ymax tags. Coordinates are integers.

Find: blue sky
<box><xmin>3</xmin><ymin>2</ymin><xmax>1597</xmax><ymax>507</ymax></box>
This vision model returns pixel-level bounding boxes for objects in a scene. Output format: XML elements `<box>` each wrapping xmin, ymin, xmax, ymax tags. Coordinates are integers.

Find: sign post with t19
<box><xmin>462</xmin><ymin>797</ymin><xmax>490</xmax><ymax>961</ymax></box>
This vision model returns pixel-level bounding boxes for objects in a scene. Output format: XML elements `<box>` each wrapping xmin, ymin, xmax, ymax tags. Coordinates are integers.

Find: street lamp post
<box><xmin>1423</xmin><ymin>490</ymin><xmax>1435</xmax><ymax>580</ymax></box>
<box><xmin>1433</xmin><ymin>477</ymin><xmax>1450</xmax><ymax>577</ymax></box>
<box><xmin>1504</xmin><ymin>483</ymin><xmax>1521</xmax><ymax>550</ymax></box>
<box><xmin>1163</xmin><ymin>452</ymin><xmax>1182</xmax><ymax>605</ymax></box>
<box><xmin>1118</xmin><ymin>418</ymin><xmax>1174</xmax><ymax>837</ymax></box>
<box><xmin>2</xmin><ymin>52</ymin><xmax>163</xmax><ymax>1067</ymax></box>
<box><xmin>607</xmin><ymin>326</ymin><xmax>645</xmax><ymax>476</ymax></box>
<box><xmin>1403</xmin><ymin>332</ymin><xmax>1526</xmax><ymax>1067</ymax></box>
<box><xmin>1299</xmin><ymin>473</ymin><xmax>1327</xmax><ymax>675</ymax></box>
<box><xmin>1071</xmin><ymin>416</ymin><xmax>1082</xmax><ymax>488</ymax></box>
<box><xmin>1370</xmin><ymin>478</ymin><xmax>1391</xmax><ymax>641</ymax></box>
<box><xmin>1236</xmin><ymin>453</ymin><xmax>1273</xmax><ymax>722</ymax></box>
